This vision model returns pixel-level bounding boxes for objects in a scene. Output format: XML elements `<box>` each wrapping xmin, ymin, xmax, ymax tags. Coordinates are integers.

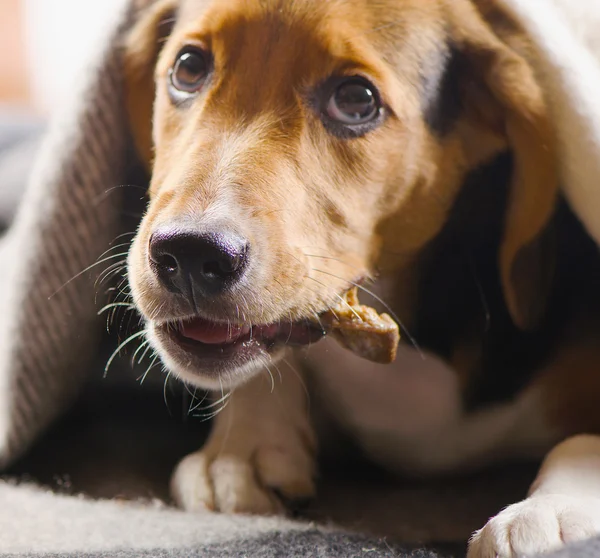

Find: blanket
<box><xmin>1</xmin><ymin>0</ymin><xmax>600</xmax><ymax>556</ymax></box>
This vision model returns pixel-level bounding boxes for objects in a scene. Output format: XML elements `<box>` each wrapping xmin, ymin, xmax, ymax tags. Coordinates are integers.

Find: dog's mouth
<box><xmin>156</xmin><ymin>315</ymin><xmax>326</xmax><ymax>369</ymax></box>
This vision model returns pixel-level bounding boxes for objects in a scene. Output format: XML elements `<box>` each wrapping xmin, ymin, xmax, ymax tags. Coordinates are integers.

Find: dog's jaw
<box><xmin>145</xmin><ymin>320</ymin><xmax>281</xmax><ymax>389</ymax></box>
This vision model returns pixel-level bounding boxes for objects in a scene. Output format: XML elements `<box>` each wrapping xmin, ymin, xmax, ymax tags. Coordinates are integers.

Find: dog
<box><xmin>123</xmin><ymin>0</ymin><xmax>600</xmax><ymax>556</ymax></box>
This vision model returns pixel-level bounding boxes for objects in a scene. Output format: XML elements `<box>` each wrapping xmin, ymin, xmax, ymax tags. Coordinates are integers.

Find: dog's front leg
<box><xmin>170</xmin><ymin>355</ymin><xmax>316</xmax><ymax>515</ymax></box>
<box><xmin>468</xmin><ymin>435</ymin><xmax>600</xmax><ymax>558</ymax></box>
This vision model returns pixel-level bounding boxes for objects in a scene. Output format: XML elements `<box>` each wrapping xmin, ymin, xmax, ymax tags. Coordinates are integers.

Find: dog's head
<box><xmin>124</xmin><ymin>0</ymin><xmax>557</xmax><ymax>389</ymax></box>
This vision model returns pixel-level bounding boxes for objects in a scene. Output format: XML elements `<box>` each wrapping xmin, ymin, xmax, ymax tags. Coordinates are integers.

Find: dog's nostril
<box><xmin>149</xmin><ymin>227</ymin><xmax>250</xmax><ymax>298</ymax></box>
<box><xmin>203</xmin><ymin>260</ymin><xmax>225</xmax><ymax>277</ymax></box>
<box><xmin>155</xmin><ymin>253</ymin><xmax>178</xmax><ymax>273</ymax></box>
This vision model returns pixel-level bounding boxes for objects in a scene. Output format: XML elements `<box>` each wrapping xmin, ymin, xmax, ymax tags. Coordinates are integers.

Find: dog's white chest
<box><xmin>304</xmin><ymin>339</ymin><xmax>549</xmax><ymax>475</ymax></box>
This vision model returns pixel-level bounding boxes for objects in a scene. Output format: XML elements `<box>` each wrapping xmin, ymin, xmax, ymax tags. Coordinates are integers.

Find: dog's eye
<box><xmin>170</xmin><ymin>47</ymin><xmax>209</xmax><ymax>94</ymax></box>
<box><xmin>326</xmin><ymin>79</ymin><xmax>380</xmax><ymax>125</ymax></box>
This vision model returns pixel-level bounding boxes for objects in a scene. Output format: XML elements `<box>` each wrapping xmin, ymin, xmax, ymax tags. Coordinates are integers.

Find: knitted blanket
<box><xmin>1</xmin><ymin>0</ymin><xmax>600</xmax><ymax>556</ymax></box>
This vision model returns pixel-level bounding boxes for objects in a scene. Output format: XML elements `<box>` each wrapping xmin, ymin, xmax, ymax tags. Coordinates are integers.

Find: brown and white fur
<box><xmin>123</xmin><ymin>1</ymin><xmax>600</xmax><ymax>556</ymax></box>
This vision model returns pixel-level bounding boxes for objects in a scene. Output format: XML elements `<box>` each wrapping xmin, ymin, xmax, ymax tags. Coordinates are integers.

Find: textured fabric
<box><xmin>0</xmin><ymin>476</ymin><xmax>597</xmax><ymax>558</ymax></box>
<box><xmin>499</xmin><ymin>0</ymin><xmax>600</xmax><ymax>245</ymax></box>
<box><xmin>546</xmin><ymin>537</ymin><xmax>600</xmax><ymax>558</ymax></box>
<box><xmin>1</xmin><ymin>544</ymin><xmax>459</xmax><ymax>558</ymax></box>
<box><xmin>0</xmin><ymin>1</ymin><xmax>600</xmax><ymax>557</ymax></box>
<box><xmin>0</xmin><ymin>480</ymin><xmax>462</xmax><ymax>557</ymax></box>
<box><xmin>0</xmin><ymin>4</ymin><xmax>133</xmax><ymax>467</ymax></box>
<box><xmin>1</xmin><ymin>537</ymin><xmax>459</xmax><ymax>558</ymax></box>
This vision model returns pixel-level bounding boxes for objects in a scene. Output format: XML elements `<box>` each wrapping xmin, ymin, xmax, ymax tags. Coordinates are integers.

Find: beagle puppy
<box><xmin>123</xmin><ymin>0</ymin><xmax>600</xmax><ymax>556</ymax></box>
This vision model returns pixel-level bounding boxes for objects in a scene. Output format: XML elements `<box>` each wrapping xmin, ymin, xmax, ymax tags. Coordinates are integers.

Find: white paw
<box><xmin>170</xmin><ymin>436</ymin><xmax>316</xmax><ymax>515</ymax></box>
<box><xmin>468</xmin><ymin>494</ymin><xmax>600</xmax><ymax>558</ymax></box>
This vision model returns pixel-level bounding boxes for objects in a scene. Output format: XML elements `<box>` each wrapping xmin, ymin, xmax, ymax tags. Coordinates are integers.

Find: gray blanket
<box><xmin>2</xmin><ymin>0</ymin><xmax>600</xmax><ymax>556</ymax></box>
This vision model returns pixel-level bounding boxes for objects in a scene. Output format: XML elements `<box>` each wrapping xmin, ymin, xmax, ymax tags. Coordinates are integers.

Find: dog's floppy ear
<box><xmin>449</xmin><ymin>1</ymin><xmax>559</xmax><ymax>330</ymax></box>
<box><xmin>123</xmin><ymin>0</ymin><xmax>176</xmax><ymax>168</ymax></box>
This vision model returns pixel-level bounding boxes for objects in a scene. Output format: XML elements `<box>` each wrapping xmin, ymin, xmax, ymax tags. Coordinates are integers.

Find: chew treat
<box><xmin>320</xmin><ymin>287</ymin><xmax>400</xmax><ymax>364</ymax></box>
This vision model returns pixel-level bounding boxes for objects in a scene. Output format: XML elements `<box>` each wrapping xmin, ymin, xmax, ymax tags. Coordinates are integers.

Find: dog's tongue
<box><xmin>180</xmin><ymin>319</ymin><xmax>250</xmax><ymax>345</ymax></box>
<box><xmin>179</xmin><ymin>317</ymin><xmax>325</xmax><ymax>346</ymax></box>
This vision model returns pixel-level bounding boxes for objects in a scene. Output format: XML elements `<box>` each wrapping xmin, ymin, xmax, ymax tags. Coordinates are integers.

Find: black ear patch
<box><xmin>420</xmin><ymin>43</ymin><xmax>463</xmax><ymax>137</ymax></box>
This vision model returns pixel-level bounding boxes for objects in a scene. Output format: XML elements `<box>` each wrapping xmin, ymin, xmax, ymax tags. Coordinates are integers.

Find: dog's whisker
<box><xmin>96</xmin><ymin>272</ymin><xmax>128</xmax><ymax>310</ymax></box>
<box><xmin>311</xmin><ymin>310</ymin><xmax>325</xmax><ymax>330</ymax></box>
<box><xmin>114</xmin><ymin>275</ymin><xmax>131</xmax><ymax>295</ymax></box>
<box><xmin>109</xmin><ymin>231</ymin><xmax>137</xmax><ymax>245</ymax></box>
<box><xmin>104</xmin><ymin>330</ymin><xmax>147</xmax><ymax>378</ymax></box>
<box><xmin>94</xmin><ymin>263</ymin><xmax>128</xmax><ymax>295</ymax></box>
<box><xmin>109</xmin><ymin>278</ymin><xmax>132</xmax><ymax>328</ymax></box>
<box><xmin>193</xmin><ymin>380</ymin><xmax>232</xmax><ymax>422</ymax></box>
<box><xmin>304</xmin><ymin>253</ymin><xmax>360</xmax><ymax>272</ymax></box>
<box><xmin>193</xmin><ymin>389</ymin><xmax>232</xmax><ymax>421</ymax></box>
<box><xmin>107</xmin><ymin>298</ymin><xmax>133</xmax><ymax>328</ymax></box>
<box><xmin>275</xmin><ymin>274</ymin><xmax>338</xmax><ymax>322</ymax></box>
<box><xmin>188</xmin><ymin>389</ymin><xmax>210</xmax><ymax>414</ymax></box>
<box><xmin>308</xmin><ymin>275</ymin><xmax>362</xmax><ymax>320</ymax></box>
<box><xmin>285</xmin><ymin>311</ymin><xmax>295</xmax><ymax>344</ymax></box>
<box><xmin>278</xmin><ymin>249</ymin><xmax>358</xmax><ymax>320</ymax></box>
<box><xmin>105</xmin><ymin>267</ymin><xmax>128</xmax><ymax>296</ymax></box>
<box><xmin>273</xmin><ymin>361</ymin><xmax>283</xmax><ymax>383</ymax></box>
<box><xmin>97</xmin><ymin>302</ymin><xmax>135</xmax><ymax>316</ymax></box>
<box><xmin>193</xmin><ymin>397</ymin><xmax>231</xmax><ymax>422</ymax></box>
<box><xmin>50</xmin><ymin>252</ymin><xmax>131</xmax><ymax>299</ymax></box>
<box><xmin>264</xmin><ymin>366</ymin><xmax>276</xmax><ymax>393</ymax></box>
<box><xmin>163</xmin><ymin>369</ymin><xmax>173</xmax><ymax>415</ymax></box>
<box><xmin>311</xmin><ymin>267</ymin><xmax>422</xmax><ymax>356</ymax></box>
<box><xmin>95</xmin><ymin>262</ymin><xmax>127</xmax><ymax>290</ymax></box>
<box><xmin>95</xmin><ymin>267</ymin><xmax>125</xmax><ymax>305</ymax></box>
<box><xmin>183</xmin><ymin>382</ymin><xmax>198</xmax><ymax>405</ymax></box>
<box><xmin>93</xmin><ymin>183</ymin><xmax>147</xmax><ymax>205</ymax></box>
<box><xmin>95</xmin><ymin>242</ymin><xmax>133</xmax><ymax>262</ymax></box>
<box><xmin>104</xmin><ymin>290</ymin><xmax>133</xmax><ymax>332</ymax></box>
<box><xmin>191</xmin><ymin>391</ymin><xmax>231</xmax><ymax>413</ymax></box>
<box><xmin>283</xmin><ymin>358</ymin><xmax>310</xmax><ymax>411</ymax></box>
<box><xmin>137</xmin><ymin>342</ymin><xmax>155</xmax><ymax>366</ymax></box>
<box><xmin>119</xmin><ymin>300</ymin><xmax>137</xmax><ymax>335</ymax></box>
<box><xmin>187</xmin><ymin>387</ymin><xmax>200</xmax><ymax>415</ymax></box>
<box><xmin>132</xmin><ymin>339</ymin><xmax>150</xmax><ymax>366</ymax></box>
<box><xmin>303</xmin><ymin>276</ymin><xmax>345</xmax><ymax>321</ymax></box>
<box><xmin>139</xmin><ymin>353</ymin><xmax>160</xmax><ymax>384</ymax></box>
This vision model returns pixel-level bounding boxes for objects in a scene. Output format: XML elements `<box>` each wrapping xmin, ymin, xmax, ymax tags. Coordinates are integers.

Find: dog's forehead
<box><xmin>177</xmin><ymin>0</ymin><xmax>375</xmax><ymax>30</ymax></box>
<box><xmin>174</xmin><ymin>0</ymin><xmax>446</xmax><ymax>68</ymax></box>
<box><xmin>161</xmin><ymin>0</ymin><xmax>453</xmax><ymax>130</ymax></box>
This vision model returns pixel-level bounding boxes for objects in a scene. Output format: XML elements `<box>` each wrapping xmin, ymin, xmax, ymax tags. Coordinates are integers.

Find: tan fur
<box><xmin>124</xmin><ymin>0</ymin><xmax>177</xmax><ymax>168</ymax></box>
<box><xmin>123</xmin><ymin>1</ymin><xmax>600</xmax><ymax>555</ymax></box>
<box><xmin>125</xmin><ymin>0</ymin><xmax>558</xmax><ymax>333</ymax></box>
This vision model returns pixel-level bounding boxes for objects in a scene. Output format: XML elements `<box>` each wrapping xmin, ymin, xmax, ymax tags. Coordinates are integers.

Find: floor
<box><xmin>6</xmin><ymin>349</ymin><xmax>539</xmax><ymax>548</ymax></box>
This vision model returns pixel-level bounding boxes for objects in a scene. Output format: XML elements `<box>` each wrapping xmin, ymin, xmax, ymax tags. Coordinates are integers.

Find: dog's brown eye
<box><xmin>327</xmin><ymin>79</ymin><xmax>380</xmax><ymax>125</ymax></box>
<box><xmin>170</xmin><ymin>48</ymin><xmax>209</xmax><ymax>94</ymax></box>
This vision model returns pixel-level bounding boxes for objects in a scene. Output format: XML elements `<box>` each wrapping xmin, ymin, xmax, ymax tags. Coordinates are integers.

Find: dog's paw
<box><xmin>170</xmin><ymin>439</ymin><xmax>316</xmax><ymax>515</ymax></box>
<box><xmin>467</xmin><ymin>494</ymin><xmax>600</xmax><ymax>558</ymax></box>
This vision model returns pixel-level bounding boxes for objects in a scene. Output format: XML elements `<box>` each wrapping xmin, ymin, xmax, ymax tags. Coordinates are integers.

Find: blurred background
<box><xmin>0</xmin><ymin>0</ymin><xmax>126</xmax><ymax>113</ymax></box>
<box><xmin>0</xmin><ymin>0</ymin><xmax>127</xmax><ymax>227</ymax></box>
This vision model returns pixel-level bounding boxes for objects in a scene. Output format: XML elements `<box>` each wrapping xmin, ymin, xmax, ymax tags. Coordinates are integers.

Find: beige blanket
<box><xmin>0</xmin><ymin>0</ymin><xmax>600</xmax><ymax>555</ymax></box>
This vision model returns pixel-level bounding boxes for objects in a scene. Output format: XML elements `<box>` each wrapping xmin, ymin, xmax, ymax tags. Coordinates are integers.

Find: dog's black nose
<box><xmin>149</xmin><ymin>228</ymin><xmax>249</xmax><ymax>298</ymax></box>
